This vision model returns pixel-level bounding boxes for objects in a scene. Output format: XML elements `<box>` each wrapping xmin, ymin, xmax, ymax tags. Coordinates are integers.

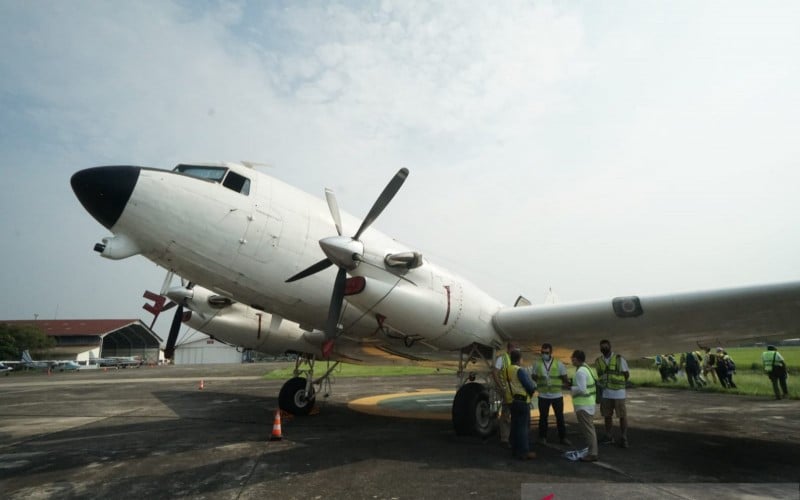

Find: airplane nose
<box><xmin>71</xmin><ymin>166</ymin><xmax>140</xmax><ymax>229</ymax></box>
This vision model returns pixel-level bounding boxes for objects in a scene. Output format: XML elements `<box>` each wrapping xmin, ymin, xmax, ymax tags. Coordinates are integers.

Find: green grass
<box><xmin>263</xmin><ymin>362</ymin><xmax>452</xmax><ymax>380</ymax></box>
<box><xmin>723</xmin><ymin>346</ymin><xmax>799</xmax><ymax>372</ymax></box>
<box><xmin>630</xmin><ymin>345</ymin><xmax>799</xmax><ymax>399</ymax></box>
<box><xmin>261</xmin><ymin>347</ymin><xmax>799</xmax><ymax>400</ymax></box>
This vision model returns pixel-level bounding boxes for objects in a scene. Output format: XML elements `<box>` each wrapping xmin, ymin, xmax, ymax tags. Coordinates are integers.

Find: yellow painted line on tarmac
<box><xmin>349</xmin><ymin>389</ymin><xmax>454</xmax><ymax>420</ymax></box>
<box><xmin>349</xmin><ymin>389</ymin><xmax>575</xmax><ymax>421</ymax></box>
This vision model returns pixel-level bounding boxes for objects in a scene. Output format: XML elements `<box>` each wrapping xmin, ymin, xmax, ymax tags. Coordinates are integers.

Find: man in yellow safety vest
<box><xmin>531</xmin><ymin>342</ymin><xmax>570</xmax><ymax>445</ymax></box>
<box><xmin>595</xmin><ymin>339</ymin><xmax>630</xmax><ymax>448</ymax></box>
<box><xmin>762</xmin><ymin>345</ymin><xmax>789</xmax><ymax>400</ymax></box>
<box><xmin>507</xmin><ymin>349</ymin><xmax>537</xmax><ymax>460</ymax></box>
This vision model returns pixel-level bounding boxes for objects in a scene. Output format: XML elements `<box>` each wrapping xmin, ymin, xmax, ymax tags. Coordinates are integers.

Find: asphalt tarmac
<box><xmin>1</xmin><ymin>364</ymin><xmax>798</xmax><ymax>499</ymax></box>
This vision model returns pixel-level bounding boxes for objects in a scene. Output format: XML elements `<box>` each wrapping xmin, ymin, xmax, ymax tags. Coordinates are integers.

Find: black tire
<box><xmin>452</xmin><ymin>382</ymin><xmax>495</xmax><ymax>437</ymax></box>
<box><xmin>278</xmin><ymin>377</ymin><xmax>316</xmax><ymax>416</ymax></box>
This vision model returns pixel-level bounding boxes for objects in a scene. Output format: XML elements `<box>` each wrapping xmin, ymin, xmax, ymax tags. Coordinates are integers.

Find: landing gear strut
<box><xmin>452</xmin><ymin>343</ymin><xmax>500</xmax><ymax>437</ymax></box>
<box><xmin>278</xmin><ymin>354</ymin><xmax>340</xmax><ymax>416</ymax></box>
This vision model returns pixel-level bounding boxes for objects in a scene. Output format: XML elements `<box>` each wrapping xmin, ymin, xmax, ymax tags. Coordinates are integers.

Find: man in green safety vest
<box><xmin>595</xmin><ymin>339</ymin><xmax>630</xmax><ymax>448</ymax></box>
<box><xmin>567</xmin><ymin>349</ymin><xmax>599</xmax><ymax>462</ymax></box>
<box><xmin>531</xmin><ymin>342</ymin><xmax>570</xmax><ymax>445</ymax></box>
<box><xmin>491</xmin><ymin>342</ymin><xmax>517</xmax><ymax>447</ymax></box>
<box><xmin>761</xmin><ymin>345</ymin><xmax>789</xmax><ymax>400</ymax></box>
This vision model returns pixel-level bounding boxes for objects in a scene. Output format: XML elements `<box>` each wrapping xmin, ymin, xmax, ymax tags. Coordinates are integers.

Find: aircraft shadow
<box><xmin>2</xmin><ymin>385</ymin><xmax>799</xmax><ymax>499</ymax></box>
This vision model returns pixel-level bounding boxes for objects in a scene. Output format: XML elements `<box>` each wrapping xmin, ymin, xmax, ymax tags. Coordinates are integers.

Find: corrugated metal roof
<box><xmin>2</xmin><ymin>319</ymin><xmax>144</xmax><ymax>337</ymax></box>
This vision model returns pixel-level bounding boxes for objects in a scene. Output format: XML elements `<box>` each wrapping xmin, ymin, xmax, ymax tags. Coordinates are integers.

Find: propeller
<box><xmin>163</xmin><ymin>282</ymin><xmax>194</xmax><ymax>360</ymax></box>
<box><xmin>286</xmin><ymin>168</ymin><xmax>409</xmax><ymax>357</ymax></box>
<box><xmin>164</xmin><ymin>303</ymin><xmax>183</xmax><ymax>361</ymax></box>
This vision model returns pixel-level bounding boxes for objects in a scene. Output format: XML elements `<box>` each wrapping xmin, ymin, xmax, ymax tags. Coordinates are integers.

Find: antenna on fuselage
<box><xmin>544</xmin><ymin>287</ymin><xmax>559</xmax><ymax>304</ymax></box>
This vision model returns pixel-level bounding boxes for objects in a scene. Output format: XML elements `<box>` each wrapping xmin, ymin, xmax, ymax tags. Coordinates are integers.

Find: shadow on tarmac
<box><xmin>1</xmin><ymin>374</ymin><xmax>799</xmax><ymax>499</ymax></box>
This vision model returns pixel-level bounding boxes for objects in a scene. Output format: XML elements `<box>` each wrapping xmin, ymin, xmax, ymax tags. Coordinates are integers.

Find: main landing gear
<box><xmin>452</xmin><ymin>343</ymin><xmax>500</xmax><ymax>438</ymax></box>
<box><xmin>278</xmin><ymin>344</ymin><xmax>501</xmax><ymax>439</ymax></box>
<box><xmin>278</xmin><ymin>354</ymin><xmax>340</xmax><ymax>416</ymax></box>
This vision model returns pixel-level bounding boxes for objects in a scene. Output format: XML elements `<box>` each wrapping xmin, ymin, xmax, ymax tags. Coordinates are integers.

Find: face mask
<box><xmin>542</xmin><ymin>354</ymin><xmax>551</xmax><ymax>361</ymax></box>
<box><xmin>601</xmin><ymin>348</ymin><xmax>611</xmax><ymax>356</ymax></box>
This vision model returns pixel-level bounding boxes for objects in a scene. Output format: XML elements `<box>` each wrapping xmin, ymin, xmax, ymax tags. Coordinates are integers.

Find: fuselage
<box><xmin>72</xmin><ymin>163</ymin><xmax>506</xmax><ymax>356</ymax></box>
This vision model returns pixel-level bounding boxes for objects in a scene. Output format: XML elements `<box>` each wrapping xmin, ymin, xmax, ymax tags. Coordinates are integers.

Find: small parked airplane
<box><xmin>20</xmin><ymin>350</ymin><xmax>58</xmax><ymax>370</ymax></box>
<box><xmin>54</xmin><ymin>360</ymin><xmax>81</xmax><ymax>372</ymax></box>
<box><xmin>72</xmin><ymin>162</ymin><xmax>800</xmax><ymax>436</ymax></box>
<box><xmin>89</xmin><ymin>352</ymin><xmax>143</xmax><ymax>368</ymax></box>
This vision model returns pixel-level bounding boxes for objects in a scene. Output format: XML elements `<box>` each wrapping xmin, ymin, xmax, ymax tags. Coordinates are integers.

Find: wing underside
<box><xmin>492</xmin><ymin>281</ymin><xmax>800</xmax><ymax>357</ymax></box>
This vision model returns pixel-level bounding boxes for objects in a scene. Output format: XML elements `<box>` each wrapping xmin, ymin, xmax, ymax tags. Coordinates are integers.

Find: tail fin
<box><xmin>21</xmin><ymin>350</ymin><xmax>33</xmax><ymax>364</ymax></box>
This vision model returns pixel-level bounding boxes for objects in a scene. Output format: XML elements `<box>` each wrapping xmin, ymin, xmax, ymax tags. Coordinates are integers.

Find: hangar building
<box><xmin>173</xmin><ymin>337</ymin><xmax>243</xmax><ymax>364</ymax></box>
<box><xmin>2</xmin><ymin>319</ymin><xmax>162</xmax><ymax>365</ymax></box>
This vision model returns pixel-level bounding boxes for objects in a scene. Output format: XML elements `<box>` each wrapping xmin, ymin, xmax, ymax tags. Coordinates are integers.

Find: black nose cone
<box><xmin>71</xmin><ymin>166</ymin><xmax>140</xmax><ymax>229</ymax></box>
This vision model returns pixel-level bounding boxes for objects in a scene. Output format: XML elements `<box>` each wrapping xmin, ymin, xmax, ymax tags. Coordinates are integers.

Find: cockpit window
<box><xmin>223</xmin><ymin>171</ymin><xmax>250</xmax><ymax>195</ymax></box>
<box><xmin>173</xmin><ymin>164</ymin><xmax>251</xmax><ymax>196</ymax></box>
<box><xmin>174</xmin><ymin>164</ymin><xmax>227</xmax><ymax>182</ymax></box>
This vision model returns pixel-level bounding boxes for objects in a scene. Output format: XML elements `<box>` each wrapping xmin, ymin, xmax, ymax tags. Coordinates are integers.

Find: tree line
<box><xmin>0</xmin><ymin>323</ymin><xmax>55</xmax><ymax>360</ymax></box>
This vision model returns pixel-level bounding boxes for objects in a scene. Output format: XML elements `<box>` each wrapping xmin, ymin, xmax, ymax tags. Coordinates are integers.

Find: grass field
<box><xmin>262</xmin><ymin>347</ymin><xmax>798</xmax><ymax>400</ymax></box>
<box><xmin>630</xmin><ymin>346</ymin><xmax>798</xmax><ymax>399</ymax></box>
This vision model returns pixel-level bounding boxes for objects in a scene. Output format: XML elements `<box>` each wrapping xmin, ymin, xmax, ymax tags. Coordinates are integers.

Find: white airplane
<box><xmin>88</xmin><ymin>352</ymin><xmax>143</xmax><ymax>368</ymax></box>
<box><xmin>54</xmin><ymin>360</ymin><xmax>82</xmax><ymax>372</ymax></box>
<box><xmin>71</xmin><ymin>162</ymin><xmax>800</xmax><ymax>436</ymax></box>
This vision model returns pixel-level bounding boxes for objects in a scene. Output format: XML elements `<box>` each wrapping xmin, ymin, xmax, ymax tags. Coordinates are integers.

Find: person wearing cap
<box><xmin>761</xmin><ymin>345</ymin><xmax>789</xmax><ymax>400</ymax></box>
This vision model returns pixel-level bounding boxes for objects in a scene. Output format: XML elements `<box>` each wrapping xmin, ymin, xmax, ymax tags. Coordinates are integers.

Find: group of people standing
<box><xmin>656</xmin><ymin>347</ymin><xmax>737</xmax><ymax>389</ymax></box>
<box><xmin>492</xmin><ymin>339</ymin><xmax>630</xmax><ymax>462</ymax></box>
<box><xmin>492</xmin><ymin>340</ymin><xmax>792</xmax><ymax>463</ymax></box>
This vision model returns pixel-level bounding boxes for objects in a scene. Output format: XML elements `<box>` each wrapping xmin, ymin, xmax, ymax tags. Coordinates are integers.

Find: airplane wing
<box><xmin>492</xmin><ymin>281</ymin><xmax>800</xmax><ymax>357</ymax></box>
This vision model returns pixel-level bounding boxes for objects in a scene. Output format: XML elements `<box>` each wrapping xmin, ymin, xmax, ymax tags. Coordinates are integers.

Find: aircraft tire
<box><xmin>278</xmin><ymin>376</ymin><xmax>316</xmax><ymax>416</ymax></box>
<box><xmin>452</xmin><ymin>382</ymin><xmax>495</xmax><ymax>437</ymax></box>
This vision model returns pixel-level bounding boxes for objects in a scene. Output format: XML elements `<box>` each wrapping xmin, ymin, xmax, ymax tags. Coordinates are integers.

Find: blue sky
<box><xmin>1</xmin><ymin>1</ymin><xmax>799</xmax><ymax>334</ymax></box>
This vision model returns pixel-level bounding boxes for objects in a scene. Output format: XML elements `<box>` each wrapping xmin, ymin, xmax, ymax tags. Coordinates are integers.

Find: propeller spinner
<box><xmin>286</xmin><ymin>168</ymin><xmax>409</xmax><ymax>357</ymax></box>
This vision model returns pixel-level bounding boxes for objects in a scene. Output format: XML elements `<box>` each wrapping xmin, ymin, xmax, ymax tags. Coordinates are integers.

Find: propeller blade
<box><xmin>353</xmin><ymin>168</ymin><xmax>409</xmax><ymax>240</ymax></box>
<box><xmin>285</xmin><ymin>258</ymin><xmax>333</xmax><ymax>283</ymax></box>
<box><xmin>164</xmin><ymin>304</ymin><xmax>183</xmax><ymax>360</ymax></box>
<box><xmin>325</xmin><ymin>188</ymin><xmax>343</xmax><ymax>236</ymax></box>
<box><xmin>324</xmin><ymin>267</ymin><xmax>348</xmax><ymax>342</ymax></box>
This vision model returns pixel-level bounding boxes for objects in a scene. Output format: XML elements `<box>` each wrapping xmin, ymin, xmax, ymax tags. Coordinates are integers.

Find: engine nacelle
<box><xmin>344</xmin><ymin>274</ymin><xmax>503</xmax><ymax>350</ymax></box>
<box><xmin>175</xmin><ymin>286</ymin><xmax>320</xmax><ymax>355</ymax></box>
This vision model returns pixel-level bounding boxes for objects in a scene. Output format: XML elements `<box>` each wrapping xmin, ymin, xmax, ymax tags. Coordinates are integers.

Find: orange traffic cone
<box><xmin>198</xmin><ymin>379</ymin><xmax>204</xmax><ymax>390</ymax></box>
<box><xmin>269</xmin><ymin>409</ymin><xmax>283</xmax><ymax>441</ymax></box>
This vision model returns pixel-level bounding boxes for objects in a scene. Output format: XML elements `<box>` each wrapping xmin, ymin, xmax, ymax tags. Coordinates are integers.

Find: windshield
<box><xmin>173</xmin><ymin>164</ymin><xmax>227</xmax><ymax>182</ymax></box>
<box><xmin>173</xmin><ymin>164</ymin><xmax>250</xmax><ymax>195</ymax></box>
